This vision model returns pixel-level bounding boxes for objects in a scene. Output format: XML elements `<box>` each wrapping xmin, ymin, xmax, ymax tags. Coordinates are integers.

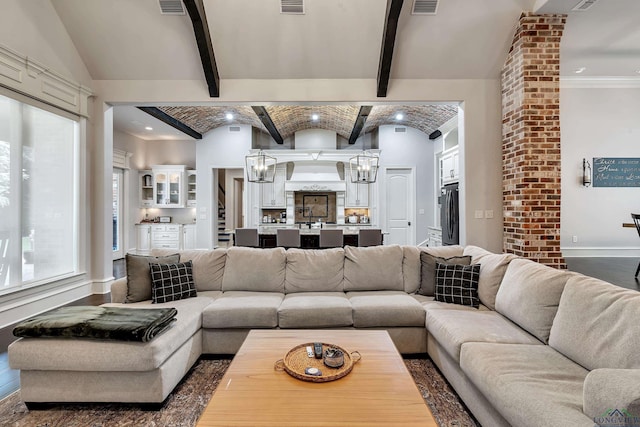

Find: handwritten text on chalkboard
<box><xmin>592</xmin><ymin>158</ymin><xmax>640</xmax><ymax>187</ymax></box>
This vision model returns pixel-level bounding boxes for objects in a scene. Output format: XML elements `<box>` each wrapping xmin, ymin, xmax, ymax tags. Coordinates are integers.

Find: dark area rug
<box><xmin>0</xmin><ymin>358</ymin><xmax>477</xmax><ymax>427</ymax></box>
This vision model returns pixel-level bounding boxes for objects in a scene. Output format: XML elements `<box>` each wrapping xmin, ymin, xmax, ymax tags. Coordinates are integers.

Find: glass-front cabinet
<box><xmin>139</xmin><ymin>170</ymin><xmax>154</xmax><ymax>208</ymax></box>
<box><xmin>152</xmin><ymin>165</ymin><xmax>188</xmax><ymax>208</ymax></box>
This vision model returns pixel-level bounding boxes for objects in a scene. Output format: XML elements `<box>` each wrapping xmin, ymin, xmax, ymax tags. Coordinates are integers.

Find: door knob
<box><xmin>408</xmin><ymin>221</ymin><xmax>411</xmax><ymax>226</ymax></box>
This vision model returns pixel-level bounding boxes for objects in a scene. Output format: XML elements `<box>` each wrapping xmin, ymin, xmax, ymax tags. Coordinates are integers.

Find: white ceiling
<box><xmin>49</xmin><ymin>0</ymin><xmax>640</xmax><ymax>139</ymax></box>
<box><xmin>113</xmin><ymin>106</ymin><xmax>197</xmax><ymax>141</ymax></box>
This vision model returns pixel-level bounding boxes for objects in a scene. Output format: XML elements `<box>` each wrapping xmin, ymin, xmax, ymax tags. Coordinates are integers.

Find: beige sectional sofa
<box><xmin>9</xmin><ymin>244</ymin><xmax>640</xmax><ymax>427</ymax></box>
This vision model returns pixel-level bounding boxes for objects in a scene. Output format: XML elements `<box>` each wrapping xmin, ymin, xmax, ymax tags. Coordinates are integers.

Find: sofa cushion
<box><xmin>343</xmin><ymin>245</ymin><xmax>404</xmax><ymax>291</ymax></box>
<box><xmin>401</xmin><ymin>246</ymin><xmax>421</xmax><ymax>294</ymax></box>
<box><xmin>473</xmin><ymin>253</ymin><xmax>517</xmax><ymax>310</ymax></box>
<box><xmin>202</xmin><ymin>291</ymin><xmax>283</xmax><ymax>329</ymax></box>
<box><xmin>426</xmin><ymin>309</ymin><xmax>541</xmax><ymax>362</ymax></box>
<box><xmin>221</xmin><ymin>247</ymin><xmax>286</xmax><ymax>292</ymax></box>
<box><xmin>125</xmin><ymin>253</ymin><xmax>181</xmax><ymax>303</ymax></box>
<box><xmin>346</xmin><ymin>291</ymin><xmax>425</xmax><ymax>327</ymax></box>
<box><xmin>434</xmin><ymin>262</ymin><xmax>480</xmax><ymax>308</ymax></box>
<box><xmin>460</xmin><ymin>343</ymin><xmax>592</xmax><ymax>427</ymax></box>
<box><xmin>412</xmin><ymin>294</ymin><xmax>492</xmax><ymax>312</ymax></box>
<box><xmin>495</xmin><ymin>258</ymin><xmax>570</xmax><ymax>344</ymax></box>
<box><xmin>549</xmin><ymin>275</ymin><xmax>640</xmax><ymax>370</ymax></box>
<box><xmin>583</xmin><ymin>369</ymin><xmax>640</xmax><ymax>421</ymax></box>
<box><xmin>9</xmin><ymin>297</ymin><xmax>213</xmax><ymax>372</ymax></box>
<box><xmin>462</xmin><ymin>245</ymin><xmax>493</xmax><ymax>262</ymax></box>
<box><xmin>420</xmin><ymin>253</ymin><xmax>471</xmax><ymax>296</ymax></box>
<box><xmin>285</xmin><ymin>248</ymin><xmax>344</xmax><ymax>293</ymax></box>
<box><xmin>153</xmin><ymin>249</ymin><xmax>226</xmax><ymax>291</ymax></box>
<box><xmin>278</xmin><ymin>292</ymin><xmax>352</xmax><ymax>328</ymax></box>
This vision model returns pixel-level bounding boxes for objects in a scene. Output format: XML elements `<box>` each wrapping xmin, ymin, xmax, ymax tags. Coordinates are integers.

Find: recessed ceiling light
<box><xmin>225</xmin><ymin>113</ymin><xmax>234</xmax><ymax>120</ymax></box>
<box><xmin>574</xmin><ymin>67</ymin><xmax>586</xmax><ymax>74</ymax></box>
<box><xmin>145</xmin><ymin>126</ymin><xmax>153</xmax><ymax>131</ymax></box>
<box><xmin>395</xmin><ymin>113</ymin><xmax>404</xmax><ymax>120</ymax></box>
<box><xmin>311</xmin><ymin>114</ymin><xmax>319</xmax><ymax>121</ymax></box>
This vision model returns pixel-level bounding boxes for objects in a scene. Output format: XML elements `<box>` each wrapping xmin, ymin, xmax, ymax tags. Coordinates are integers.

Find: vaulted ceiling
<box><xmin>50</xmin><ymin>0</ymin><xmax>640</xmax><ymax>141</ymax></box>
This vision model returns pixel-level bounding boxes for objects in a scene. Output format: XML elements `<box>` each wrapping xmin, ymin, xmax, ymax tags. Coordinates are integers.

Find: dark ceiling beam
<box><xmin>377</xmin><ymin>0</ymin><xmax>404</xmax><ymax>97</ymax></box>
<box><xmin>251</xmin><ymin>106</ymin><xmax>284</xmax><ymax>144</ymax></box>
<box><xmin>183</xmin><ymin>0</ymin><xmax>220</xmax><ymax>97</ymax></box>
<box><xmin>137</xmin><ymin>107</ymin><xmax>202</xmax><ymax>140</ymax></box>
<box><xmin>349</xmin><ymin>105</ymin><xmax>373</xmax><ymax>144</ymax></box>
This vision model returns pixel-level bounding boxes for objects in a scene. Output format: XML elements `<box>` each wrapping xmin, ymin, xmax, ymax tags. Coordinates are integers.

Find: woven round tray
<box><xmin>274</xmin><ymin>342</ymin><xmax>361</xmax><ymax>383</ymax></box>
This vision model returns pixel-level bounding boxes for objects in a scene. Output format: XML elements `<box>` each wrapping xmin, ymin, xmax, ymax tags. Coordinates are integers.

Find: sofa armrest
<box><xmin>110</xmin><ymin>277</ymin><xmax>128</xmax><ymax>303</ymax></box>
<box><xmin>583</xmin><ymin>368</ymin><xmax>640</xmax><ymax>420</ymax></box>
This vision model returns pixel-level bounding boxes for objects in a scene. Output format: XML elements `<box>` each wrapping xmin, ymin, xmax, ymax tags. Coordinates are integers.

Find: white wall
<box><xmin>0</xmin><ymin>0</ymin><xmax>93</xmax><ymax>88</ymax></box>
<box><xmin>561</xmin><ymin>86</ymin><xmax>640</xmax><ymax>256</ymax></box>
<box><xmin>377</xmin><ymin>125</ymin><xmax>436</xmax><ymax>245</ymax></box>
<box><xmin>195</xmin><ymin>125</ymin><xmax>253</xmax><ymax>248</ymax></box>
<box><xmin>145</xmin><ymin>140</ymin><xmax>196</xmax><ymax>169</ymax></box>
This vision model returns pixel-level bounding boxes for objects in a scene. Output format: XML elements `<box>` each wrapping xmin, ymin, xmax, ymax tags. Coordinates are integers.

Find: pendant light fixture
<box><xmin>245</xmin><ymin>151</ymin><xmax>277</xmax><ymax>183</ymax></box>
<box><xmin>349</xmin><ymin>150</ymin><xmax>379</xmax><ymax>184</ymax></box>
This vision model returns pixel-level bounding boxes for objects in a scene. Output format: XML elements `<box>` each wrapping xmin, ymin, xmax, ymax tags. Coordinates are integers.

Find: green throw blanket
<box><xmin>13</xmin><ymin>306</ymin><xmax>177</xmax><ymax>342</ymax></box>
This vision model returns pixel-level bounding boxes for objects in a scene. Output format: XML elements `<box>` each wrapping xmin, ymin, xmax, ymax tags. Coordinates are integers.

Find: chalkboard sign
<box><xmin>592</xmin><ymin>158</ymin><xmax>640</xmax><ymax>187</ymax></box>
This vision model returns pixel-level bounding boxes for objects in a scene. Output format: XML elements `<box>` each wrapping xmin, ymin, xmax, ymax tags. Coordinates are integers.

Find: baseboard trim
<box><xmin>562</xmin><ymin>247</ymin><xmax>640</xmax><ymax>257</ymax></box>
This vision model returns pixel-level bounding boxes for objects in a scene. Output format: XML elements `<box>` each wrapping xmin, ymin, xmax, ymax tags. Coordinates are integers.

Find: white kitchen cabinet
<box><xmin>186</xmin><ymin>170</ymin><xmax>197</xmax><ymax>207</ymax></box>
<box><xmin>139</xmin><ymin>170</ymin><xmax>154</xmax><ymax>208</ymax></box>
<box><xmin>136</xmin><ymin>224</ymin><xmax>152</xmax><ymax>254</ymax></box>
<box><xmin>153</xmin><ymin>165</ymin><xmax>187</xmax><ymax>208</ymax></box>
<box><xmin>260</xmin><ymin>164</ymin><xmax>286</xmax><ymax>208</ymax></box>
<box><xmin>440</xmin><ymin>148</ymin><xmax>459</xmax><ymax>185</ymax></box>
<box><xmin>345</xmin><ymin>179</ymin><xmax>369</xmax><ymax>207</ymax></box>
<box><xmin>182</xmin><ymin>224</ymin><xmax>196</xmax><ymax>249</ymax></box>
<box><xmin>151</xmin><ymin>224</ymin><xmax>181</xmax><ymax>250</ymax></box>
<box><xmin>427</xmin><ymin>226</ymin><xmax>442</xmax><ymax>247</ymax></box>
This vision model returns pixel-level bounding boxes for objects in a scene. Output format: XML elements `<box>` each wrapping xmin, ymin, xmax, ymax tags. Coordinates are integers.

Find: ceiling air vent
<box><xmin>158</xmin><ymin>0</ymin><xmax>185</xmax><ymax>15</ymax></box>
<box><xmin>281</xmin><ymin>0</ymin><xmax>304</xmax><ymax>14</ymax></box>
<box><xmin>572</xmin><ymin>0</ymin><xmax>599</xmax><ymax>11</ymax></box>
<box><xmin>412</xmin><ymin>0</ymin><xmax>438</xmax><ymax>15</ymax></box>
<box><xmin>395</xmin><ymin>127</ymin><xmax>407</xmax><ymax>133</ymax></box>
<box><xmin>229</xmin><ymin>126</ymin><xmax>241</xmax><ymax>132</ymax></box>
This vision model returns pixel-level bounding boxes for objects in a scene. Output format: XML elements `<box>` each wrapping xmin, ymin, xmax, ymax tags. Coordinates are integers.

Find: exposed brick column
<box><xmin>502</xmin><ymin>13</ymin><xmax>567</xmax><ymax>268</ymax></box>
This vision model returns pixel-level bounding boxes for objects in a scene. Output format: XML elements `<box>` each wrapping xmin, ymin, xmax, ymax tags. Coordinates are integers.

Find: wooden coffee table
<box><xmin>196</xmin><ymin>330</ymin><xmax>436</xmax><ymax>426</ymax></box>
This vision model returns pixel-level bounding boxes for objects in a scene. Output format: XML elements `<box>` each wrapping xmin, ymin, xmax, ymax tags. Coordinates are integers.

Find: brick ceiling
<box><xmin>154</xmin><ymin>104</ymin><xmax>457</xmax><ymax>140</ymax></box>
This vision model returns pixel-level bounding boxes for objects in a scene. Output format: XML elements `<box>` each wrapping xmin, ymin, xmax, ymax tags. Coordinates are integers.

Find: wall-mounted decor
<box><xmin>593</xmin><ymin>158</ymin><xmax>640</xmax><ymax>187</ymax></box>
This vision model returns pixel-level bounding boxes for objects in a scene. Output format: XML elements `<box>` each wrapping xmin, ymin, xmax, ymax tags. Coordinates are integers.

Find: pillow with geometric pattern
<box><xmin>149</xmin><ymin>261</ymin><xmax>197</xmax><ymax>304</ymax></box>
<box><xmin>434</xmin><ymin>262</ymin><xmax>481</xmax><ymax>308</ymax></box>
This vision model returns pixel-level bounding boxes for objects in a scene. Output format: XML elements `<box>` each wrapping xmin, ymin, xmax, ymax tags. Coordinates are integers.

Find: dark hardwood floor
<box><xmin>0</xmin><ymin>256</ymin><xmax>636</xmax><ymax>402</ymax></box>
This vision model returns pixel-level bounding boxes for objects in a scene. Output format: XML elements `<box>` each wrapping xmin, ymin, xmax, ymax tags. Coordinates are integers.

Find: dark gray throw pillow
<box><xmin>419</xmin><ymin>252</ymin><xmax>471</xmax><ymax>296</ymax></box>
<box><xmin>150</xmin><ymin>261</ymin><xmax>197</xmax><ymax>304</ymax></box>
<box><xmin>434</xmin><ymin>262</ymin><xmax>481</xmax><ymax>308</ymax></box>
<box><xmin>125</xmin><ymin>253</ymin><xmax>180</xmax><ymax>303</ymax></box>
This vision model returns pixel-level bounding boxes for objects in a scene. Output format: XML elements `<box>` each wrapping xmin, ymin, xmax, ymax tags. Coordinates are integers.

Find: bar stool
<box><xmin>234</xmin><ymin>228</ymin><xmax>259</xmax><ymax>247</ymax></box>
<box><xmin>319</xmin><ymin>229</ymin><xmax>343</xmax><ymax>248</ymax></box>
<box><xmin>358</xmin><ymin>229</ymin><xmax>382</xmax><ymax>247</ymax></box>
<box><xmin>277</xmin><ymin>228</ymin><xmax>300</xmax><ymax>248</ymax></box>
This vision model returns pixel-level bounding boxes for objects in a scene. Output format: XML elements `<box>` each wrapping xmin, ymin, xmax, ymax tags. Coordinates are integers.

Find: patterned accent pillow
<box><xmin>419</xmin><ymin>253</ymin><xmax>471</xmax><ymax>296</ymax></box>
<box><xmin>149</xmin><ymin>261</ymin><xmax>197</xmax><ymax>304</ymax></box>
<box><xmin>434</xmin><ymin>262</ymin><xmax>481</xmax><ymax>308</ymax></box>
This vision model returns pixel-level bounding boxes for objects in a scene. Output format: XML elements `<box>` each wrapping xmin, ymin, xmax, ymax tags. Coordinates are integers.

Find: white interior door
<box><xmin>385</xmin><ymin>168</ymin><xmax>415</xmax><ymax>245</ymax></box>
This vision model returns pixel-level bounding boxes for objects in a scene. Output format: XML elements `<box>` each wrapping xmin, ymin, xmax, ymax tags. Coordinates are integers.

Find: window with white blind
<box><xmin>0</xmin><ymin>93</ymin><xmax>79</xmax><ymax>292</ymax></box>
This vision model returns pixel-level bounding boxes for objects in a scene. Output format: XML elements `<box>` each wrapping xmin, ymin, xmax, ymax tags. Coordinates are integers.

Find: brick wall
<box><xmin>502</xmin><ymin>13</ymin><xmax>567</xmax><ymax>268</ymax></box>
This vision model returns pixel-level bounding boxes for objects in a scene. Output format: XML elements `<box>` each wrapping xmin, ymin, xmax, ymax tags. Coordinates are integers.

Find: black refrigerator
<box><xmin>440</xmin><ymin>183</ymin><xmax>459</xmax><ymax>246</ymax></box>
